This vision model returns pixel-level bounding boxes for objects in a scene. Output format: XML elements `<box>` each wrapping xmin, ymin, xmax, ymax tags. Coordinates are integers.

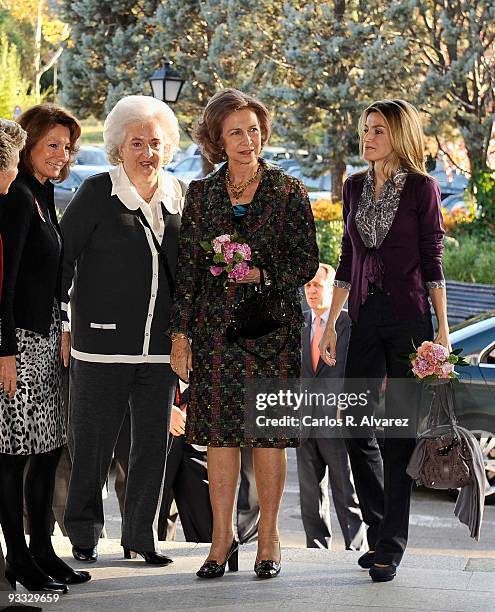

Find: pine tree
<box><xmin>383</xmin><ymin>0</ymin><xmax>495</xmax><ymax>176</ymax></box>
<box><xmin>263</xmin><ymin>0</ymin><xmax>389</xmax><ymax>198</ymax></box>
<box><xmin>61</xmin><ymin>0</ymin><xmax>160</xmax><ymax>118</ymax></box>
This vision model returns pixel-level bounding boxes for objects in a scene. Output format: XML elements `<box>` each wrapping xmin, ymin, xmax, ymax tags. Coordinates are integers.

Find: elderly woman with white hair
<box><xmin>60</xmin><ymin>95</ymin><xmax>184</xmax><ymax>566</ymax></box>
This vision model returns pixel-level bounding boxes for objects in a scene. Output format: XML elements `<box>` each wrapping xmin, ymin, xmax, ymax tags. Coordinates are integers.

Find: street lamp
<box><xmin>149</xmin><ymin>59</ymin><xmax>184</xmax><ymax>104</ymax></box>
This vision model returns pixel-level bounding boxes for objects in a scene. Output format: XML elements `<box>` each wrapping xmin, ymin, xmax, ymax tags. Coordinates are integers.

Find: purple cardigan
<box><xmin>334</xmin><ymin>172</ymin><xmax>445</xmax><ymax>322</ymax></box>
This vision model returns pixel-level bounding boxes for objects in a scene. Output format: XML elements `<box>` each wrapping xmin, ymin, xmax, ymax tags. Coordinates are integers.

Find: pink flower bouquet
<box><xmin>200</xmin><ymin>234</ymin><xmax>252</xmax><ymax>282</ymax></box>
<box><xmin>409</xmin><ymin>341</ymin><xmax>468</xmax><ymax>382</ymax></box>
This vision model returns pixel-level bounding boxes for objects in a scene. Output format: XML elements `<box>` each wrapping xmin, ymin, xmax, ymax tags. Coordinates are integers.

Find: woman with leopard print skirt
<box><xmin>0</xmin><ymin>105</ymin><xmax>89</xmax><ymax>594</ymax></box>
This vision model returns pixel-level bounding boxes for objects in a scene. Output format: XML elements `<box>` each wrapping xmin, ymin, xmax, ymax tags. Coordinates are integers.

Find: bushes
<box><xmin>315</xmin><ymin>219</ymin><xmax>343</xmax><ymax>268</ymax></box>
<box><xmin>312</xmin><ymin>198</ymin><xmax>343</xmax><ymax>267</ymax></box>
<box><xmin>443</xmin><ymin>235</ymin><xmax>495</xmax><ymax>284</ymax></box>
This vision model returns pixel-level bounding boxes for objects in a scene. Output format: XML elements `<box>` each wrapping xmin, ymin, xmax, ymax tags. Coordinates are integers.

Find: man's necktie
<box><xmin>311</xmin><ymin>315</ymin><xmax>323</xmax><ymax>373</ymax></box>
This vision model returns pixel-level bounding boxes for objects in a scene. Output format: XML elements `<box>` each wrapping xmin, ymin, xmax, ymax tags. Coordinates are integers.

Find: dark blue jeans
<box><xmin>343</xmin><ymin>293</ymin><xmax>433</xmax><ymax>566</ymax></box>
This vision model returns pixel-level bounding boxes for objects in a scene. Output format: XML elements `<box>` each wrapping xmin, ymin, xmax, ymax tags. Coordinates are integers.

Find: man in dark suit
<box><xmin>298</xmin><ymin>263</ymin><xmax>367</xmax><ymax>550</ymax></box>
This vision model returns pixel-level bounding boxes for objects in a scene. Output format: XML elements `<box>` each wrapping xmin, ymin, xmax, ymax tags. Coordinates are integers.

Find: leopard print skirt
<box><xmin>0</xmin><ymin>301</ymin><xmax>66</xmax><ymax>455</ymax></box>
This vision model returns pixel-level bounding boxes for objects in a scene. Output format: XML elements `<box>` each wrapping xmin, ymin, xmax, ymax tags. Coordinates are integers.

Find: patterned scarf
<box><xmin>355</xmin><ymin>166</ymin><xmax>407</xmax><ymax>248</ymax></box>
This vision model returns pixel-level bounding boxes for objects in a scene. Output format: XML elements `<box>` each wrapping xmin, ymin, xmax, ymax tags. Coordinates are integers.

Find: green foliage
<box><xmin>384</xmin><ymin>1</ymin><xmax>494</xmax><ymax>178</ymax></box>
<box><xmin>61</xmin><ymin>1</ymin><xmax>161</xmax><ymax>118</ymax></box>
<box><xmin>0</xmin><ymin>8</ymin><xmax>32</xmax><ymax>68</ymax></box>
<box><xmin>59</xmin><ymin>0</ymin><xmax>494</xmax><ymax>208</ymax></box>
<box><xmin>315</xmin><ymin>220</ymin><xmax>343</xmax><ymax>269</ymax></box>
<box><xmin>0</xmin><ymin>33</ymin><xmax>36</xmax><ymax>118</ymax></box>
<box><xmin>443</xmin><ymin>236</ymin><xmax>495</xmax><ymax>284</ymax></box>
<box><xmin>469</xmin><ymin>166</ymin><xmax>495</xmax><ymax>226</ymax></box>
<box><xmin>79</xmin><ymin>118</ymin><xmax>104</xmax><ymax>144</ymax></box>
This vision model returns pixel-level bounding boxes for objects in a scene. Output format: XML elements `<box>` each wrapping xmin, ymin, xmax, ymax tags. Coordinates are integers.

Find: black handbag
<box><xmin>226</xmin><ymin>269</ymin><xmax>295</xmax><ymax>361</ymax></box>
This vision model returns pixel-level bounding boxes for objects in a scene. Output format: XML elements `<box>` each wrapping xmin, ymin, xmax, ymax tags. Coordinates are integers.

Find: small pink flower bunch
<box><xmin>409</xmin><ymin>340</ymin><xmax>468</xmax><ymax>381</ymax></box>
<box><xmin>200</xmin><ymin>234</ymin><xmax>251</xmax><ymax>282</ymax></box>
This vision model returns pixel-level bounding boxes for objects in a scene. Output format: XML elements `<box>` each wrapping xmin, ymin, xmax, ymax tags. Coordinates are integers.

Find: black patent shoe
<box><xmin>254</xmin><ymin>543</ymin><xmax>281</xmax><ymax>579</ymax></box>
<box><xmin>5</xmin><ymin>561</ymin><xmax>69</xmax><ymax>594</ymax></box>
<box><xmin>72</xmin><ymin>545</ymin><xmax>98</xmax><ymax>563</ymax></box>
<box><xmin>31</xmin><ymin>553</ymin><xmax>91</xmax><ymax>584</ymax></box>
<box><xmin>369</xmin><ymin>563</ymin><xmax>397</xmax><ymax>582</ymax></box>
<box><xmin>358</xmin><ymin>550</ymin><xmax>375</xmax><ymax>569</ymax></box>
<box><xmin>123</xmin><ymin>548</ymin><xmax>173</xmax><ymax>566</ymax></box>
<box><xmin>196</xmin><ymin>540</ymin><xmax>239</xmax><ymax>578</ymax></box>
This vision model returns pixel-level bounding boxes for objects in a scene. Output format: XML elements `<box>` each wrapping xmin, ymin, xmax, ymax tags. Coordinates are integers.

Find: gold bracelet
<box><xmin>171</xmin><ymin>333</ymin><xmax>189</xmax><ymax>343</ymax></box>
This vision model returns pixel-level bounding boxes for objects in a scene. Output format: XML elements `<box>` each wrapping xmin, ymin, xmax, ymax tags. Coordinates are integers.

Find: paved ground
<box><xmin>4</xmin><ymin>449</ymin><xmax>495</xmax><ymax>611</ymax></box>
<box><xmin>6</xmin><ymin>540</ymin><xmax>495</xmax><ymax>612</ymax></box>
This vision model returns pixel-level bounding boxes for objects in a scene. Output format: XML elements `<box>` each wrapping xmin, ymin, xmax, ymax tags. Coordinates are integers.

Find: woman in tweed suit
<box><xmin>170</xmin><ymin>89</ymin><xmax>318</xmax><ymax>579</ymax></box>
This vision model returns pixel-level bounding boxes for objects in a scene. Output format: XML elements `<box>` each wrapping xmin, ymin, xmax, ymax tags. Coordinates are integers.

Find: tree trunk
<box><xmin>331</xmin><ymin>159</ymin><xmax>346</xmax><ymax>202</ymax></box>
<box><xmin>33</xmin><ymin>0</ymin><xmax>42</xmax><ymax>102</ymax></box>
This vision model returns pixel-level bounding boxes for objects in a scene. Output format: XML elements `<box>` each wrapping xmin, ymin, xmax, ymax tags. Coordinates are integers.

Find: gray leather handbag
<box><xmin>407</xmin><ymin>382</ymin><xmax>471</xmax><ymax>490</ymax></box>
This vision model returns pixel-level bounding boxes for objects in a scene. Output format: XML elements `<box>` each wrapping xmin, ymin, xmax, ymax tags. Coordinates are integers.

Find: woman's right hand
<box><xmin>170</xmin><ymin>405</ymin><xmax>187</xmax><ymax>436</ymax></box>
<box><xmin>170</xmin><ymin>338</ymin><xmax>192</xmax><ymax>382</ymax></box>
<box><xmin>319</xmin><ymin>325</ymin><xmax>337</xmax><ymax>367</ymax></box>
<box><xmin>0</xmin><ymin>355</ymin><xmax>17</xmax><ymax>398</ymax></box>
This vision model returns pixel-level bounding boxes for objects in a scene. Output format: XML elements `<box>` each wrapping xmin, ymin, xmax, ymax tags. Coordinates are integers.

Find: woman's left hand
<box><xmin>434</xmin><ymin>327</ymin><xmax>452</xmax><ymax>353</ymax></box>
<box><xmin>235</xmin><ymin>266</ymin><xmax>261</xmax><ymax>284</ymax></box>
<box><xmin>61</xmin><ymin>331</ymin><xmax>71</xmax><ymax>368</ymax></box>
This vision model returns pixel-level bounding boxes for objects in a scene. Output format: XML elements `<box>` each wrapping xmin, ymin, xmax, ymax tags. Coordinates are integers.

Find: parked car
<box><xmin>166</xmin><ymin>155</ymin><xmax>203</xmax><ymax>184</ymax></box>
<box><xmin>75</xmin><ymin>145</ymin><xmax>108</xmax><ymax>166</ymax></box>
<box><xmin>166</xmin><ymin>156</ymin><xmax>224</xmax><ymax>184</ymax></box>
<box><xmin>274</xmin><ymin>158</ymin><xmax>299</xmax><ymax>172</ymax></box>
<box><xmin>54</xmin><ymin>165</ymin><xmax>109</xmax><ymax>212</ymax></box>
<box><xmin>449</xmin><ymin>311</ymin><xmax>495</xmax><ymax>503</ymax></box>
<box><xmin>287</xmin><ymin>165</ymin><xmax>331</xmax><ymax>192</ymax></box>
<box><xmin>441</xmin><ymin>192</ymin><xmax>469</xmax><ymax>213</ymax></box>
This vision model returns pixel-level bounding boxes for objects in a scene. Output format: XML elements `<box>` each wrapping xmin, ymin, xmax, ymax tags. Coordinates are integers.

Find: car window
<box><xmin>481</xmin><ymin>345</ymin><xmax>495</xmax><ymax>365</ymax></box>
<box><xmin>77</xmin><ymin>149</ymin><xmax>107</xmax><ymax>165</ymax></box>
<box><xmin>175</xmin><ymin>158</ymin><xmax>195</xmax><ymax>171</ymax></box>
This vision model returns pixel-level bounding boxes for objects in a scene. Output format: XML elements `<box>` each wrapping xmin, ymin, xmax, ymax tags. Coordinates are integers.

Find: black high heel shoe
<box><xmin>196</xmin><ymin>540</ymin><xmax>239</xmax><ymax>578</ymax></box>
<box><xmin>358</xmin><ymin>550</ymin><xmax>375</xmax><ymax>569</ymax></box>
<box><xmin>254</xmin><ymin>543</ymin><xmax>281</xmax><ymax>579</ymax></box>
<box><xmin>123</xmin><ymin>548</ymin><xmax>173</xmax><ymax>566</ymax></box>
<box><xmin>5</xmin><ymin>561</ymin><xmax>69</xmax><ymax>594</ymax></box>
<box><xmin>72</xmin><ymin>545</ymin><xmax>98</xmax><ymax>563</ymax></box>
<box><xmin>30</xmin><ymin>553</ymin><xmax>91</xmax><ymax>585</ymax></box>
<box><xmin>369</xmin><ymin>563</ymin><xmax>397</xmax><ymax>582</ymax></box>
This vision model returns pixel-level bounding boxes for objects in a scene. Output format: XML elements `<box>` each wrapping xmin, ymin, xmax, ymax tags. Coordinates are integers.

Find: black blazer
<box><xmin>59</xmin><ymin>172</ymin><xmax>181</xmax><ymax>359</ymax></box>
<box><xmin>0</xmin><ymin>173</ymin><xmax>62</xmax><ymax>356</ymax></box>
<box><xmin>301</xmin><ymin>309</ymin><xmax>351</xmax><ymax>379</ymax></box>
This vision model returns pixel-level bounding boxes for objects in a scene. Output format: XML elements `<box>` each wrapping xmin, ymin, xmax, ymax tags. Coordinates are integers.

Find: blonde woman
<box><xmin>319</xmin><ymin>99</ymin><xmax>449</xmax><ymax>582</ymax></box>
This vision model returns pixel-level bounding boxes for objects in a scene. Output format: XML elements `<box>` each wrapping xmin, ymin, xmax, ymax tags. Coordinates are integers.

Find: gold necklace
<box><xmin>226</xmin><ymin>164</ymin><xmax>262</xmax><ymax>200</ymax></box>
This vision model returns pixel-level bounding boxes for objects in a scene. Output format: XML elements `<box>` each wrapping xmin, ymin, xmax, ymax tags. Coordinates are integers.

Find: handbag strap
<box><xmin>136</xmin><ymin>208</ymin><xmax>175</xmax><ymax>299</ymax></box>
<box><xmin>427</xmin><ymin>381</ymin><xmax>459</xmax><ymax>427</ymax></box>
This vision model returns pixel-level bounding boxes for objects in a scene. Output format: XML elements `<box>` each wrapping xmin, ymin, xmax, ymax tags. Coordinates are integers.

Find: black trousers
<box><xmin>237</xmin><ymin>448</ymin><xmax>260</xmax><ymax>544</ymax></box>
<box><xmin>64</xmin><ymin>360</ymin><xmax>175</xmax><ymax>551</ymax></box>
<box><xmin>158</xmin><ymin>435</ymin><xmax>213</xmax><ymax>543</ymax></box>
<box><xmin>344</xmin><ymin>293</ymin><xmax>433</xmax><ymax>566</ymax></box>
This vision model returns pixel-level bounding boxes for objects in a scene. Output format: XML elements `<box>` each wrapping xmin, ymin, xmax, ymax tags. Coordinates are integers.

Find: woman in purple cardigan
<box><xmin>320</xmin><ymin>99</ymin><xmax>450</xmax><ymax>583</ymax></box>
